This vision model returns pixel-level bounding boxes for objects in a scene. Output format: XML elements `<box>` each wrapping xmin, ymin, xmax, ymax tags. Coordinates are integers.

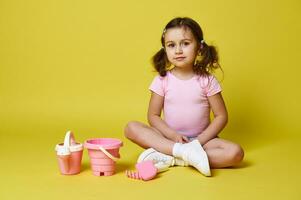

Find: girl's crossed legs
<box><xmin>124</xmin><ymin>121</ymin><xmax>244</xmax><ymax>168</ymax></box>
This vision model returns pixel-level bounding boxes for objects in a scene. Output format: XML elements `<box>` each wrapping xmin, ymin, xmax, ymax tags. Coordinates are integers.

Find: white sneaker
<box><xmin>137</xmin><ymin>148</ymin><xmax>187</xmax><ymax>172</ymax></box>
<box><xmin>176</xmin><ymin>140</ymin><xmax>211</xmax><ymax>176</ymax></box>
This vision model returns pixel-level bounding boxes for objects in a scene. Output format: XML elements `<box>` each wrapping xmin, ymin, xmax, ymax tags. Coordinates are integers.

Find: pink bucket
<box><xmin>84</xmin><ymin>138</ymin><xmax>123</xmax><ymax>176</ymax></box>
<box><xmin>55</xmin><ymin>131</ymin><xmax>83</xmax><ymax>175</ymax></box>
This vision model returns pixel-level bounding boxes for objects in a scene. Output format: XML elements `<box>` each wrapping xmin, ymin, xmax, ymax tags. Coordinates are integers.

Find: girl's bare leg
<box><xmin>124</xmin><ymin>121</ymin><xmax>175</xmax><ymax>155</ymax></box>
<box><xmin>125</xmin><ymin>121</ymin><xmax>244</xmax><ymax>169</ymax></box>
<box><xmin>202</xmin><ymin>138</ymin><xmax>244</xmax><ymax>168</ymax></box>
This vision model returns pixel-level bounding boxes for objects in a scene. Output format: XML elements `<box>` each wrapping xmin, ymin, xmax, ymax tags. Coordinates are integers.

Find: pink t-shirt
<box><xmin>149</xmin><ymin>71</ymin><xmax>222</xmax><ymax>137</ymax></box>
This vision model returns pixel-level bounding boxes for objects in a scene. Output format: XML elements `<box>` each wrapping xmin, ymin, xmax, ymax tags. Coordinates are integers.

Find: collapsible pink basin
<box><xmin>84</xmin><ymin>138</ymin><xmax>123</xmax><ymax>176</ymax></box>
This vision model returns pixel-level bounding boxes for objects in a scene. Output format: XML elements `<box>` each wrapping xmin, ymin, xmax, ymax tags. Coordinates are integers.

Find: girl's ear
<box><xmin>200</xmin><ymin>43</ymin><xmax>204</xmax><ymax>50</ymax></box>
<box><xmin>196</xmin><ymin>43</ymin><xmax>202</xmax><ymax>53</ymax></box>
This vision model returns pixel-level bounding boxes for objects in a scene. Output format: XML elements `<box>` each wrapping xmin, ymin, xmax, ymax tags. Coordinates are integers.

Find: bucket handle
<box><xmin>98</xmin><ymin>146</ymin><xmax>119</xmax><ymax>162</ymax></box>
<box><xmin>56</xmin><ymin>131</ymin><xmax>74</xmax><ymax>156</ymax></box>
<box><xmin>63</xmin><ymin>131</ymin><xmax>75</xmax><ymax>148</ymax></box>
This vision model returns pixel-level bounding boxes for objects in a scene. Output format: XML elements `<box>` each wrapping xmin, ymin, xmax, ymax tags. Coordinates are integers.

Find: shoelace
<box><xmin>152</xmin><ymin>157</ymin><xmax>169</xmax><ymax>163</ymax></box>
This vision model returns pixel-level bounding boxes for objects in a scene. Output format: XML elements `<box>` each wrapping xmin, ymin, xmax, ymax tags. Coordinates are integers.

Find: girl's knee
<box><xmin>229</xmin><ymin>144</ymin><xmax>244</xmax><ymax>164</ymax></box>
<box><xmin>124</xmin><ymin>121</ymin><xmax>141</xmax><ymax>139</ymax></box>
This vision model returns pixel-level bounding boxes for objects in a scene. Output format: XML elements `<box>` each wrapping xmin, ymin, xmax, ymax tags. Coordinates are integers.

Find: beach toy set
<box><xmin>55</xmin><ymin>131</ymin><xmax>158</xmax><ymax>181</ymax></box>
<box><xmin>55</xmin><ymin>131</ymin><xmax>123</xmax><ymax>176</ymax></box>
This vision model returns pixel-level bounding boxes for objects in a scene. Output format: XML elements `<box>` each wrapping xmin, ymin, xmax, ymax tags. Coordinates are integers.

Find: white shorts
<box><xmin>187</xmin><ymin>136</ymin><xmax>198</xmax><ymax>142</ymax></box>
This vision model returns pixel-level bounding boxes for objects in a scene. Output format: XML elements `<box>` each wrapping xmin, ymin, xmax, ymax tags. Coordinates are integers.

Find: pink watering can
<box><xmin>55</xmin><ymin>131</ymin><xmax>83</xmax><ymax>175</ymax></box>
<box><xmin>84</xmin><ymin>138</ymin><xmax>123</xmax><ymax>176</ymax></box>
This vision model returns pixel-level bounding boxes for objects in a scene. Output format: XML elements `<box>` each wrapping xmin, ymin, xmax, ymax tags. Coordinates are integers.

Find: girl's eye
<box><xmin>167</xmin><ymin>44</ymin><xmax>175</xmax><ymax>48</ymax></box>
<box><xmin>183</xmin><ymin>42</ymin><xmax>190</xmax><ymax>46</ymax></box>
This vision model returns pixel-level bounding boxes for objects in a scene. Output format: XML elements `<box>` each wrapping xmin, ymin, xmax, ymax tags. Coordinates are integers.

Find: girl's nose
<box><xmin>175</xmin><ymin>45</ymin><xmax>183</xmax><ymax>54</ymax></box>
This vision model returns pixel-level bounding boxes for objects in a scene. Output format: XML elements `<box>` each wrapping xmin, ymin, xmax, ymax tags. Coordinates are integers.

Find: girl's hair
<box><xmin>152</xmin><ymin>17</ymin><xmax>222</xmax><ymax>77</ymax></box>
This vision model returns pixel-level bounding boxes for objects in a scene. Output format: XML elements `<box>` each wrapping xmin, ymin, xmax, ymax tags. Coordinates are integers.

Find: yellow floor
<box><xmin>0</xmin><ymin>121</ymin><xmax>300</xmax><ymax>200</ymax></box>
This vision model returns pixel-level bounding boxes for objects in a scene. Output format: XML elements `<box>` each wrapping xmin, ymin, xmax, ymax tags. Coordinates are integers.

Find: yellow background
<box><xmin>0</xmin><ymin>0</ymin><xmax>300</xmax><ymax>199</ymax></box>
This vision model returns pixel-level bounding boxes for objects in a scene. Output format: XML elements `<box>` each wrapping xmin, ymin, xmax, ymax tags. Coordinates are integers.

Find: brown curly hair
<box><xmin>152</xmin><ymin>17</ymin><xmax>222</xmax><ymax>77</ymax></box>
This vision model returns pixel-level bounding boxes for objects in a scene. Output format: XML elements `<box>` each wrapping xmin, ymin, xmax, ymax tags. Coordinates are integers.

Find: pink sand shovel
<box><xmin>126</xmin><ymin>161</ymin><xmax>158</xmax><ymax>181</ymax></box>
<box><xmin>84</xmin><ymin>138</ymin><xmax>123</xmax><ymax>176</ymax></box>
<box><xmin>125</xmin><ymin>160</ymin><xmax>170</xmax><ymax>181</ymax></box>
<box><xmin>55</xmin><ymin>131</ymin><xmax>83</xmax><ymax>175</ymax></box>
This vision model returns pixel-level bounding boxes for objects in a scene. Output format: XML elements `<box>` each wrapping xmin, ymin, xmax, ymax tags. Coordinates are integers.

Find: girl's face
<box><xmin>164</xmin><ymin>27</ymin><xmax>199</xmax><ymax>70</ymax></box>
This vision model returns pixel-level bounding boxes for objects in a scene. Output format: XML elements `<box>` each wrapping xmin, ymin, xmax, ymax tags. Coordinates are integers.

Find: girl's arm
<box><xmin>147</xmin><ymin>92</ymin><xmax>188</xmax><ymax>143</ymax></box>
<box><xmin>197</xmin><ymin>92</ymin><xmax>228</xmax><ymax>145</ymax></box>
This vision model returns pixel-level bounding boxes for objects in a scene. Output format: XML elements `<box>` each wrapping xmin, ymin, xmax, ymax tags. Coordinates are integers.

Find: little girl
<box><xmin>124</xmin><ymin>17</ymin><xmax>244</xmax><ymax>176</ymax></box>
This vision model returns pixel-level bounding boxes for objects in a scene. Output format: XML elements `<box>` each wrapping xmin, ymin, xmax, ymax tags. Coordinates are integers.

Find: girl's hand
<box><xmin>170</xmin><ymin>134</ymin><xmax>189</xmax><ymax>143</ymax></box>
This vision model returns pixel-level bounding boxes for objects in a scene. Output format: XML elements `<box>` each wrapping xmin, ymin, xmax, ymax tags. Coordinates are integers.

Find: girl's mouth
<box><xmin>175</xmin><ymin>57</ymin><xmax>185</xmax><ymax>61</ymax></box>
